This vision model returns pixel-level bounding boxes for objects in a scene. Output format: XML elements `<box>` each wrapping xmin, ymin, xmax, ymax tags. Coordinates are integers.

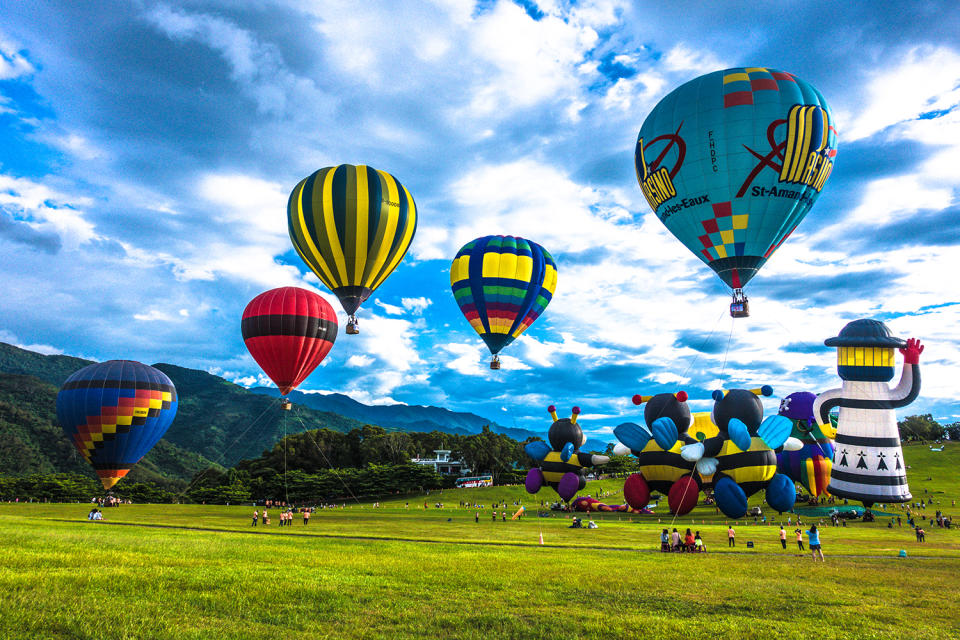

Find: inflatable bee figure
<box><xmin>614</xmin><ymin>391</ymin><xmax>705</xmax><ymax>515</ymax></box>
<box><xmin>524</xmin><ymin>405</ymin><xmax>609</xmax><ymax>502</ymax></box>
<box><xmin>679</xmin><ymin>387</ymin><xmax>802</xmax><ymax>518</ymax></box>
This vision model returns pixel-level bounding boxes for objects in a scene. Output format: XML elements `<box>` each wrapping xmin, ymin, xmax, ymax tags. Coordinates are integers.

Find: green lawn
<box><xmin>1</xmin><ymin>442</ymin><xmax>957</xmax><ymax>639</ymax></box>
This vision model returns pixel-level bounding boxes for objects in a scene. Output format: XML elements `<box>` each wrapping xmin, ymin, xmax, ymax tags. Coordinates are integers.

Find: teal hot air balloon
<box><xmin>635</xmin><ymin>67</ymin><xmax>838</xmax><ymax>316</ymax></box>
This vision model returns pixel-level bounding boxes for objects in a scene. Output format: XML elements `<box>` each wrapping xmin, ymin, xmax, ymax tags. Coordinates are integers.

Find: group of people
<box><xmin>661</xmin><ymin>528</ymin><xmax>705</xmax><ymax>552</ymax></box>
<box><xmin>251</xmin><ymin>507</ymin><xmax>312</xmax><ymax>526</ymax></box>
<box><xmin>86</xmin><ymin>508</ymin><xmax>104</xmax><ymax>520</ymax></box>
<box><xmin>662</xmin><ymin>525</ymin><xmax>824</xmax><ymax>559</ymax></box>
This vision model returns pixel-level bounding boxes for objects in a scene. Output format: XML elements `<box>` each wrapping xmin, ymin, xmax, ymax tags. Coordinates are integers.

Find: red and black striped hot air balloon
<box><xmin>241</xmin><ymin>287</ymin><xmax>338</xmax><ymax>397</ymax></box>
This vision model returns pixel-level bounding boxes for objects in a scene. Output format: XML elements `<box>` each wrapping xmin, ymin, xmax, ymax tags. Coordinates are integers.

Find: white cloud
<box><xmin>401</xmin><ymin>296</ymin><xmax>432</xmax><ymax>315</ymax></box>
<box><xmin>0</xmin><ymin>329</ymin><xmax>62</xmax><ymax>355</ymax></box>
<box><xmin>345</xmin><ymin>354</ymin><xmax>374</xmax><ymax>368</ymax></box>
<box><xmin>0</xmin><ymin>34</ymin><xmax>34</xmax><ymax>80</ymax></box>
<box><xmin>841</xmin><ymin>46</ymin><xmax>960</xmax><ymax>142</ymax></box>
<box><xmin>0</xmin><ymin>174</ymin><xmax>97</xmax><ymax>248</ymax></box>
<box><xmin>133</xmin><ymin>309</ymin><xmax>185</xmax><ymax>322</ymax></box>
<box><xmin>375</xmin><ymin>300</ymin><xmax>405</xmax><ymax>316</ymax></box>
<box><xmin>145</xmin><ymin>4</ymin><xmax>328</xmax><ymax>117</ymax></box>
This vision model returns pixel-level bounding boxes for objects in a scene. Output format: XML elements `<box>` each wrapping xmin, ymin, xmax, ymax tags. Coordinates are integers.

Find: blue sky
<box><xmin>2</xmin><ymin>1</ymin><xmax>959</xmax><ymax>442</ymax></box>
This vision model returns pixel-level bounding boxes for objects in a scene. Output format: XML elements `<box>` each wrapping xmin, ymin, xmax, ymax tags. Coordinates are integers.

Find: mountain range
<box><xmin>0</xmin><ymin>342</ymin><xmax>611</xmax><ymax>485</ymax></box>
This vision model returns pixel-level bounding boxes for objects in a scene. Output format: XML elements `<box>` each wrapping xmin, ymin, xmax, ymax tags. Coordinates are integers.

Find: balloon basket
<box><xmin>490</xmin><ymin>355</ymin><xmax>501</xmax><ymax>370</ymax></box>
<box><xmin>280</xmin><ymin>399</ymin><xmax>292</xmax><ymax>411</ymax></box>
<box><xmin>730</xmin><ymin>289</ymin><xmax>750</xmax><ymax>318</ymax></box>
<box><xmin>346</xmin><ymin>316</ymin><xmax>359</xmax><ymax>335</ymax></box>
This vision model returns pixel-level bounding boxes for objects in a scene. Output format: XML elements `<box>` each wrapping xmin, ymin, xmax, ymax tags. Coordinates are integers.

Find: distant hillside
<box><xmin>0</xmin><ymin>341</ymin><xmax>612</xmax><ymax>484</ymax></box>
<box><xmin>250</xmin><ymin>387</ymin><xmax>611</xmax><ymax>452</ymax></box>
<box><xmin>153</xmin><ymin>364</ymin><xmax>366</xmax><ymax>465</ymax></box>
<box><xmin>0</xmin><ymin>343</ymin><xmax>367</xmax><ymax>475</ymax></box>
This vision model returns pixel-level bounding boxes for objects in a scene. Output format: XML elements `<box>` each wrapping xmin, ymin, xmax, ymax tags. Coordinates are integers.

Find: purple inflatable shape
<box><xmin>557</xmin><ymin>472</ymin><xmax>581</xmax><ymax>501</ymax></box>
<box><xmin>525</xmin><ymin>467</ymin><xmax>544</xmax><ymax>494</ymax></box>
<box><xmin>778</xmin><ymin>391</ymin><xmax>816</xmax><ymax>422</ymax></box>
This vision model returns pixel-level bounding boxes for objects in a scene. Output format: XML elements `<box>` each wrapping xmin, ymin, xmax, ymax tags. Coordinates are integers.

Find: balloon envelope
<box><xmin>450</xmin><ymin>235</ymin><xmax>557</xmax><ymax>356</ymax></box>
<box><xmin>56</xmin><ymin>360</ymin><xmax>178</xmax><ymax>490</ymax></box>
<box><xmin>241</xmin><ymin>287</ymin><xmax>338</xmax><ymax>395</ymax></box>
<box><xmin>287</xmin><ymin>164</ymin><xmax>417</xmax><ymax>317</ymax></box>
<box><xmin>636</xmin><ymin>67</ymin><xmax>837</xmax><ymax>289</ymax></box>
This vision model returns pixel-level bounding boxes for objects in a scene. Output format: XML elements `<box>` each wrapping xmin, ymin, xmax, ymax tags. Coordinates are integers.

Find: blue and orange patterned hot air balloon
<box><xmin>56</xmin><ymin>360</ymin><xmax>178</xmax><ymax>490</ymax></box>
<box><xmin>287</xmin><ymin>164</ymin><xmax>417</xmax><ymax>334</ymax></box>
<box><xmin>450</xmin><ymin>235</ymin><xmax>557</xmax><ymax>369</ymax></box>
<box><xmin>635</xmin><ymin>67</ymin><xmax>838</xmax><ymax>316</ymax></box>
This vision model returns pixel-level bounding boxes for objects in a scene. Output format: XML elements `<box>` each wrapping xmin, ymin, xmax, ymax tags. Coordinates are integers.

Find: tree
<box><xmin>898</xmin><ymin>414</ymin><xmax>943</xmax><ymax>442</ymax></box>
<box><xmin>945</xmin><ymin>423</ymin><xmax>960</xmax><ymax>441</ymax></box>
<box><xmin>453</xmin><ymin>426</ymin><xmax>524</xmax><ymax>484</ymax></box>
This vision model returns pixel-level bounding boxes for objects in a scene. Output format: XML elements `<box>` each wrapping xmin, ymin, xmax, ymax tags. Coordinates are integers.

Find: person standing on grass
<box><xmin>807</xmin><ymin>524</ymin><xmax>824</xmax><ymax>561</ymax></box>
<box><xmin>303</xmin><ymin>509</ymin><xmax>310</xmax><ymax>526</ymax></box>
<box><xmin>795</xmin><ymin>529</ymin><xmax>804</xmax><ymax>551</ymax></box>
<box><xmin>475</xmin><ymin>512</ymin><xmax>479</xmax><ymax>523</ymax></box>
<box><xmin>263</xmin><ymin>510</ymin><xmax>269</xmax><ymax>526</ymax></box>
<box><xmin>728</xmin><ymin>526</ymin><xmax>735</xmax><ymax>547</ymax></box>
<box><xmin>779</xmin><ymin>526</ymin><xmax>787</xmax><ymax>549</ymax></box>
<box><xmin>252</xmin><ymin>510</ymin><xmax>258</xmax><ymax>527</ymax></box>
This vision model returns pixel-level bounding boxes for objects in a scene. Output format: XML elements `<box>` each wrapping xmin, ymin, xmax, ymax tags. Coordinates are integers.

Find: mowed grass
<box><xmin>1</xmin><ymin>443</ymin><xmax>958</xmax><ymax>639</ymax></box>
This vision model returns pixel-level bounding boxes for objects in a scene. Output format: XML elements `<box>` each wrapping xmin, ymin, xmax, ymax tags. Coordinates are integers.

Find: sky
<box><xmin>2</xmin><ymin>0</ymin><xmax>960</xmax><ymax>443</ymax></box>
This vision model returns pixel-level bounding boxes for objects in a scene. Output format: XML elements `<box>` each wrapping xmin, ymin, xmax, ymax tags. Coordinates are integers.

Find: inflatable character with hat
<box><xmin>813</xmin><ymin>319</ymin><xmax>923</xmax><ymax>506</ymax></box>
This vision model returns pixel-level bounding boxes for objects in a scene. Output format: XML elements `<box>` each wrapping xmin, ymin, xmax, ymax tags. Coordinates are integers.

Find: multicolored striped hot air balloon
<box><xmin>287</xmin><ymin>164</ymin><xmax>417</xmax><ymax>334</ymax></box>
<box><xmin>450</xmin><ymin>235</ymin><xmax>557</xmax><ymax>369</ymax></box>
<box><xmin>635</xmin><ymin>67</ymin><xmax>838</xmax><ymax>316</ymax></box>
<box><xmin>241</xmin><ymin>287</ymin><xmax>338</xmax><ymax>398</ymax></box>
<box><xmin>56</xmin><ymin>360</ymin><xmax>178</xmax><ymax>490</ymax></box>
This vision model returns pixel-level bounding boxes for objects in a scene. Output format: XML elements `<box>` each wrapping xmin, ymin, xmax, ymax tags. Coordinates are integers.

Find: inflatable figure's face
<box><xmin>712</xmin><ymin>389</ymin><xmax>764</xmax><ymax>433</ymax></box>
<box><xmin>644</xmin><ymin>393</ymin><xmax>692</xmax><ymax>432</ymax></box>
<box><xmin>778</xmin><ymin>391</ymin><xmax>817</xmax><ymax>435</ymax></box>
<box><xmin>548</xmin><ymin>418</ymin><xmax>585</xmax><ymax>450</ymax></box>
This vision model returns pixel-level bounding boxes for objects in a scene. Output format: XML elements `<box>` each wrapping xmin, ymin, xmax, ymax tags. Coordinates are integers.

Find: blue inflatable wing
<box><xmin>614</xmin><ymin>422</ymin><xmax>652</xmax><ymax>454</ymax></box>
<box><xmin>757</xmin><ymin>415</ymin><xmax>794</xmax><ymax>450</ymax></box>
<box><xmin>524</xmin><ymin>440</ymin><xmax>552</xmax><ymax>463</ymax></box>
<box><xmin>727</xmin><ymin>418</ymin><xmax>752</xmax><ymax>452</ymax></box>
<box><xmin>650</xmin><ymin>417</ymin><xmax>680</xmax><ymax>450</ymax></box>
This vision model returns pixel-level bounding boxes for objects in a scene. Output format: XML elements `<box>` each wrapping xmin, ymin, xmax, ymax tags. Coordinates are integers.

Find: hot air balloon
<box><xmin>287</xmin><ymin>164</ymin><xmax>417</xmax><ymax>334</ymax></box>
<box><xmin>450</xmin><ymin>235</ymin><xmax>557</xmax><ymax>369</ymax></box>
<box><xmin>635</xmin><ymin>67</ymin><xmax>838</xmax><ymax>316</ymax></box>
<box><xmin>241</xmin><ymin>287</ymin><xmax>338</xmax><ymax>403</ymax></box>
<box><xmin>56</xmin><ymin>360</ymin><xmax>178</xmax><ymax>490</ymax></box>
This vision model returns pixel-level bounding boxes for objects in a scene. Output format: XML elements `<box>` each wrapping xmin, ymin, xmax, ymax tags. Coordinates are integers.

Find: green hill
<box><xmin>0</xmin><ymin>343</ymin><xmax>367</xmax><ymax>482</ymax></box>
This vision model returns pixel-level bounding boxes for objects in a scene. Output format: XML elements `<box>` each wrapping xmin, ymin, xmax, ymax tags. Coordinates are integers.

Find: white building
<box><xmin>411</xmin><ymin>449</ymin><xmax>470</xmax><ymax>475</ymax></box>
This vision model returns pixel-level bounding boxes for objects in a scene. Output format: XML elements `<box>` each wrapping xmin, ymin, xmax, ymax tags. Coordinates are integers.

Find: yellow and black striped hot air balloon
<box><xmin>287</xmin><ymin>164</ymin><xmax>418</xmax><ymax>334</ymax></box>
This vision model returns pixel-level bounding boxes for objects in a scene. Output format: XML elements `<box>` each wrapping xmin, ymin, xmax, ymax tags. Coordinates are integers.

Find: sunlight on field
<box><xmin>1</xmin><ymin>444</ymin><xmax>957</xmax><ymax>639</ymax></box>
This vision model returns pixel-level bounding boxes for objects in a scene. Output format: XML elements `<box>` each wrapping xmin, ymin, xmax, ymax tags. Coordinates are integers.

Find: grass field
<box><xmin>1</xmin><ymin>443</ymin><xmax>958</xmax><ymax>639</ymax></box>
